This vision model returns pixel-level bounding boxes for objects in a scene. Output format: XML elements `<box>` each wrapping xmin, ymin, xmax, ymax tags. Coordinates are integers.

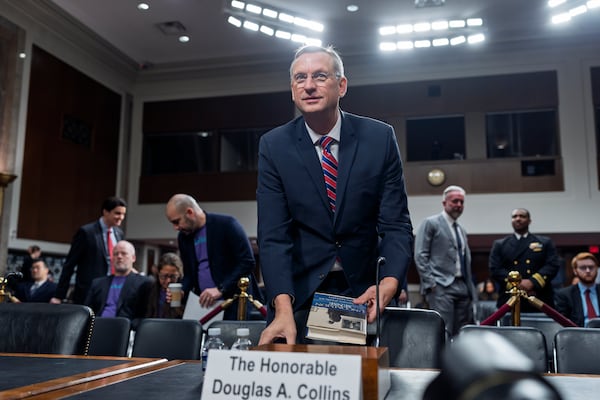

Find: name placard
<box><xmin>201</xmin><ymin>350</ymin><xmax>362</xmax><ymax>400</ymax></box>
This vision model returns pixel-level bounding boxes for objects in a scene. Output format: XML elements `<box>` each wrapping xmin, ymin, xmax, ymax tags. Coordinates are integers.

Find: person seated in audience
<box><xmin>85</xmin><ymin>240</ymin><xmax>152</xmax><ymax>320</ymax></box>
<box><xmin>146</xmin><ymin>252</ymin><xmax>184</xmax><ymax>318</ymax></box>
<box><xmin>478</xmin><ymin>278</ymin><xmax>499</xmax><ymax>301</ymax></box>
<box><xmin>12</xmin><ymin>259</ymin><xmax>57</xmax><ymax>303</ymax></box>
<box><xmin>20</xmin><ymin>245</ymin><xmax>42</xmax><ymax>283</ymax></box>
<box><xmin>555</xmin><ymin>252</ymin><xmax>600</xmax><ymax>327</ymax></box>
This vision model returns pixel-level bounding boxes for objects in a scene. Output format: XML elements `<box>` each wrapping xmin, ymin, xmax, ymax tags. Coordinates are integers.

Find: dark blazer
<box><xmin>55</xmin><ymin>220</ymin><xmax>124</xmax><ymax>304</ymax></box>
<box><xmin>14</xmin><ymin>280</ymin><xmax>57</xmax><ymax>303</ymax></box>
<box><xmin>84</xmin><ymin>273</ymin><xmax>152</xmax><ymax>320</ymax></box>
<box><xmin>489</xmin><ymin>233</ymin><xmax>560</xmax><ymax>311</ymax></box>
<box><xmin>178</xmin><ymin>212</ymin><xmax>258</xmax><ymax>320</ymax></box>
<box><xmin>555</xmin><ymin>284</ymin><xmax>600</xmax><ymax>327</ymax></box>
<box><xmin>257</xmin><ymin>111</ymin><xmax>413</xmax><ymax>317</ymax></box>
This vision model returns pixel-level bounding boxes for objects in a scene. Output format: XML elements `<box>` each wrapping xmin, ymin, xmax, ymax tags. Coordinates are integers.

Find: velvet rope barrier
<box><xmin>480</xmin><ymin>302</ymin><xmax>512</xmax><ymax>326</ymax></box>
<box><xmin>526</xmin><ymin>296</ymin><xmax>578</xmax><ymax>327</ymax></box>
<box><xmin>199</xmin><ymin>294</ymin><xmax>267</xmax><ymax>325</ymax></box>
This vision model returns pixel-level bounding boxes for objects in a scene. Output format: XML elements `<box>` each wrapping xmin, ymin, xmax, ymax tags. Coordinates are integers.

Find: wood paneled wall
<box><xmin>18</xmin><ymin>46</ymin><xmax>121</xmax><ymax>243</ymax></box>
<box><xmin>140</xmin><ymin>92</ymin><xmax>294</xmax><ymax>203</ymax></box>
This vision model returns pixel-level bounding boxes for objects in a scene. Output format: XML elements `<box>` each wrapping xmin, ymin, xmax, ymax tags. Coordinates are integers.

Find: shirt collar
<box><xmin>578</xmin><ymin>282</ymin><xmax>597</xmax><ymax>294</ymax></box>
<box><xmin>307</xmin><ymin>109</ymin><xmax>342</xmax><ymax>145</ymax></box>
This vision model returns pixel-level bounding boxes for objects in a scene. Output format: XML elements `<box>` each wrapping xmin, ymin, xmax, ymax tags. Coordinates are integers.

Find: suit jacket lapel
<box><xmin>94</xmin><ymin>221</ymin><xmax>108</xmax><ymax>262</ymax></box>
<box><xmin>294</xmin><ymin>121</ymin><xmax>331</xmax><ymax>214</ymax></box>
<box><xmin>511</xmin><ymin>235</ymin><xmax>531</xmax><ymax>260</ymax></box>
<box><xmin>439</xmin><ymin>214</ymin><xmax>456</xmax><ymax>249</ymax></box>
<box><xmin>334</xmin><ymin>112</ymin><xmax>358</xmax><ymax>225</ymax></box>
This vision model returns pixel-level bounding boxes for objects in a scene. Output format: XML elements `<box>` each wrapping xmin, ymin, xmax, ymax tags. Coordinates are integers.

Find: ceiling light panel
<box><xmin>379</xmin><ymin>17</ymin><xmax>485</xmax><ymax>51</ymax></box>
<box><xmin>225</xmin><ymin>0</ymin><xmax>324</xmax><ymax>46</ymax></box>
<box><xmin>549</xmin><ymin>0</ymin><xmax>599</xmax><ymax>24</ymax></box>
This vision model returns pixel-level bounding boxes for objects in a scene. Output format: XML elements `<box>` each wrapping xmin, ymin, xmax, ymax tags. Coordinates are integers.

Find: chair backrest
<box><xmin>88</xmin><ymin>317</ymin><xmax>131</xmax><ymax>357</ymax></box>
<box><xmin>586</xmin><ymin>317</ymin><xmax>600</xmax><ymax>328</ymax></box>
<box><xmin>132</xmin><ymin>318</ymin><xmax>203</xmax><ymax>360</ymax></box>
<box><xmin>0</xmin><ymin>302</ymin><xmax>94</xmax><ymax>355</ymax></box>
<box><xmin>207</xmin><ymin>320</ymin><xmax>267</xmax><ymax>349</ymax></box>
<box><xmin>521</xmin><ymin>316</ymin><xmax>563</xmax><ymax>371</ymax></box>
<box><xmin>474</xmin><ymin>300</ymin><xmax>498</xmax><ymax>324</ymax></box>
<box><xmin>554</xmin><ymin>327</ymin><xmax>600</xmax><ymax>374</ymax></box>
<box><xmin>459</xmin><ymin>325</ymin><xmax>548</xmax><ymax>373</ymax></box>
<box><xmin>379</xmin><ymin>307</ymin><xmax>446</xmax><ymax>368</ymax></box>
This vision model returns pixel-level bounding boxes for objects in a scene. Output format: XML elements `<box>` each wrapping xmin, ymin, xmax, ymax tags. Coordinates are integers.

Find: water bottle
<box><xmin>231</xmin><ymin>328</ymin><xmax>252</xmax><ymax>351</ymax></box>
<box><xmin>202</xmin><ymin>327</ymin><xmax>227</xmax><ymax>372</ymax></box>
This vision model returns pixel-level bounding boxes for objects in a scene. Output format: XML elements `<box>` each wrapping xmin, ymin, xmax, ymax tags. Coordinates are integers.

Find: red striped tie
<box><xmin>107</xmin><ymin>228</ymin><xmax>115</xmax><ymax>274</ymax></box>
<box><xmin>320</xmin><ymin>136</ymin><xmax>337</xmax><ymax>212</ymax></box>
<box><xmin>585</xmin><ymin>289</ymin><xmax>597</xmax><ymax>319</ymax></box>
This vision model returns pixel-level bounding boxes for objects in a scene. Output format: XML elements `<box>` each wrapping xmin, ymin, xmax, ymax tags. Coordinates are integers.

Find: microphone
<box><xmin>374</xmin><ymin>256</ymin><xmax>386</xmax><ymax>347</ymax></box>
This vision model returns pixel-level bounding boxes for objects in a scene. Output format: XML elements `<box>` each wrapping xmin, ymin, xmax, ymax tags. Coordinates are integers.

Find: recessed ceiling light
<box><xmin>137</xmin><ymin>3</ymin><xmax>149</xmax><ymax>11</ymax></box>
<box><xmin>19</xmin><ymin>52</ymin><xmax>26</xmax><ymax>59</ymax></box>
<box><xmin>346</xmin><ymin>5</ymin><xmax>359</xmax><ymax>12</ymax></box>
<box><xmin>178</xmin><ymin>35</ymin><xmax>190</xmax><ymax>43</ymax></box>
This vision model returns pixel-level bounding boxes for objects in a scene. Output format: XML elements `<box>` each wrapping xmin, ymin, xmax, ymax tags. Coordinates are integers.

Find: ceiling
<box><xmin>49</xmin><ymin>0</ymin><xmax>600</xmax><ymax>72</ymax></box>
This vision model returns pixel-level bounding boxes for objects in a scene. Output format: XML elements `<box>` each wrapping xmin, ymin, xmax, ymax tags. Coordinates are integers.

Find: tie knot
<box><xmin>320</xmin><ymin>136</ymin><xmax>334</xmax><ymax>150</ymax></box>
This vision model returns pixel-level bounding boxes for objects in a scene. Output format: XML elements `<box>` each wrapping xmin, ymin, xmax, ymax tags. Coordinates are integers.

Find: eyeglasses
<box><xmin>576</xmin><ymin>265</ymin><xmax>597</xmax><ymax>272</ymax></box>
<box><xmin>293</xmin><ymin>71</ymin><xmax>339</xmax><ymax>87</ymax></box>
<box><xmin>158</xmin><ymin>274</ymin><xmax>179</xmax><ymax>281</ymax></box>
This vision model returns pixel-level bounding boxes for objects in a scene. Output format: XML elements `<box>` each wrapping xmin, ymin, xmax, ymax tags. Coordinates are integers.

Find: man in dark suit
<box><xmin>165</xmin><ymin>193</ymin><xmax>258</xmax><ymax>320</ymax></box>
<box><xmin>489</xmin><ymin>208</ymin><xmax>560</xmax><ymax>312</ymax></box>
<box><xmin>51</xmin><ymin>196</ymin><xmax>127</xmax><ymax>304</ymax></box>
<box><xmin>256</xmin><ymin>45</ymin><xmax>413</xmax><ymax>344</ymax></box>
<box><xmin>415</xmin><ymin>185</ymin><xmax>477</xmax><ymax>336</ymax></box>
<box><xmin>20</xmin><ymin>245</ymin><xmax>41</xmax><ymax>283</ymax></box>
<box><xmin>555</xmin><ymin>252</ymin><xmax>600</xmax><ymax>327</ymax></box>
<box><xmin>85</xmin><ymin>240</ymin><xmax>152</xmax><ymax>320</ymax></box>
<box><xmin>13</xmin><ymin>259</ymin><xmax>57</xmax><ymax>303</ymax></box>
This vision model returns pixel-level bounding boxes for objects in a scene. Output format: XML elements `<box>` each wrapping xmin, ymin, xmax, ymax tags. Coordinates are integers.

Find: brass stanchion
<box><xmin>199</xmin><ymin>277</ymin><xmax>266</xmax><ymax>324</ymax></box>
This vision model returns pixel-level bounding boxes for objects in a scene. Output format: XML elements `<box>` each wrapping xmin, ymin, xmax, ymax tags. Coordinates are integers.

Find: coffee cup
<box><xmin>168</xmin><ymin>283</ymin><xmax>183</xmax><ymax>307</ymax></box>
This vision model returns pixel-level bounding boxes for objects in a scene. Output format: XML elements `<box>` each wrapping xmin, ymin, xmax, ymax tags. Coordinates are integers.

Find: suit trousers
<box><xmin>426</xmin><ymin>277</ymin><xmax>473</xmax><ymax>337</ymax></box>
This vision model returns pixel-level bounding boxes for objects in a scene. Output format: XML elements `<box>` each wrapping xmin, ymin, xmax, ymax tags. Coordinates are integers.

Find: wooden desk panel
<box><xmin>0</xmin><ymin>353</ymin><xmax>166</xmax><ymax>400</ymax></box>
<box><xmin>27</xmin><ymin>361</ymin><xmax>201</xmax><ymax>400</ymax></box>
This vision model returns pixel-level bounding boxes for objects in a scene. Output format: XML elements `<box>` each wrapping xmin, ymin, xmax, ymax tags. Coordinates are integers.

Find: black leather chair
<box><xmin>206</xmin><ymin>320</ymin><xmax>266</xmax><ymax>349</ymax></box>
<box><xmin>554</xmin><ymin>327</ymin><xmax>600</xmax><ymax>374</ymax></box>
<box><xmin>0</xmin><ymin>302</ymin><xmax>94</xmax><ymax>355</ymax></box>
<box><xmin>519</xmin><ymin>317</ymin><xmax>561</xmax><ymax>365</ymax></box>
<box><xmin>424</xmin><ymin>330</ymin><xmax>562</xmax><ymax>400</ymax></box>
<box><xmin>88</xmin><ymin>317</ymin><xmax>131</xmax><ymax>357</ymax></box>
<box><xmin>132</xmin><ymin>318</ymin><xmax>203</xmax><ymax>360</ymax></box>
<box><xmin>379</xmin><ymin>307</ymin><xmax>446</xmax><ymax>368</ymax></box>
<box><xmin>586</xmin><ymin>317</ymin><xmax>600</xmax><ymax>328</ymax></box>
<box><xmin>459</xmin><ymin>325</ymin><xmax>548</xmax><ymax>372</ymax></box>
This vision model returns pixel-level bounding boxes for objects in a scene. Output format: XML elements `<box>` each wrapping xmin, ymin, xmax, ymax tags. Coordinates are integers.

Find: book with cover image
<box><xmin>305</xmin><ymin>292</ymin><xmax>367</xmax><ymax>345</ymax></box>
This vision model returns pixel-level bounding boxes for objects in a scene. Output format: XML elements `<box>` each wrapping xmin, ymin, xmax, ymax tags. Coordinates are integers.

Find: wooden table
<box><xmin>0</xmin><ymin>353</ymin><xmax>166</xmax><ymax>400</ymax></box>
<box><xmin>3</xmin><ymin>353</ymin><xmax>600</xmax><ymax>399</ymax></box>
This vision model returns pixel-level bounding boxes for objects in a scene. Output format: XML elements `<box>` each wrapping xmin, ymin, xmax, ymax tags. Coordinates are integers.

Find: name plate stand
<box><xmin>256</xmin><ymin>344</ymin><xmax>390</xmax><ymax>400</ymax></box>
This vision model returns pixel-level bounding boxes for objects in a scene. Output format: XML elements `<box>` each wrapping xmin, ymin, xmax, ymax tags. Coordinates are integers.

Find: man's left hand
<box><xmin>354</xmin><ymin>277</ymin><xmax>399</xmax><ymax>323</ymax></box>
<box><xmin>199</xmin><ymin>287</ymin><xmax>222</xmax><ymax>307</ymax></box>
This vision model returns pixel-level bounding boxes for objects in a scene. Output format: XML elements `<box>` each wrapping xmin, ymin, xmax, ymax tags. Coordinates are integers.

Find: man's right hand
<box><xmin>50</xmin><ymin>297</ymin><xmax>61</xmax><ymax>304</ymax></box>
<box><xmin>258</xmin><ymin>294</ymin><xmax>296</xmax><ymax>345</ymax></box>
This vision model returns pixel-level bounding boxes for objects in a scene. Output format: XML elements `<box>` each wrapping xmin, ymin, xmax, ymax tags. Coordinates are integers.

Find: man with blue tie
<box><xmin>257</xmin><ymin>45</ymin><xmax>413</xmax><ymax>344</ymax></box>
<box><xmin>555</xmin><ymin>252</ymin><xmax>600</xmax><ymax>326</ymax></box>
<box><xmin>415</xmin><ymin>185</ymin><xmax>476</xmax><ymax>337</ymax></box>
<box><xmin>13</xmin><ymin>259</ymin><xmax>57</xmax><ymax>303</ymax></box>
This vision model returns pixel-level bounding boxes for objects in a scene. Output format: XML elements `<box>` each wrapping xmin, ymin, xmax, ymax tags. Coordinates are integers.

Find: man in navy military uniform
<box><xmin>489</xmin><ymin>208</ymin><xmax>560</xmax><ymax>312</ymax></box>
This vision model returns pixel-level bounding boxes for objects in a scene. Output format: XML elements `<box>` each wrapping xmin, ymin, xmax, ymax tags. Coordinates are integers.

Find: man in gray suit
<box><xmin>415</xmin><ymin>185</ymin><xmax>476</xmax><ymax>336</ymax></box>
